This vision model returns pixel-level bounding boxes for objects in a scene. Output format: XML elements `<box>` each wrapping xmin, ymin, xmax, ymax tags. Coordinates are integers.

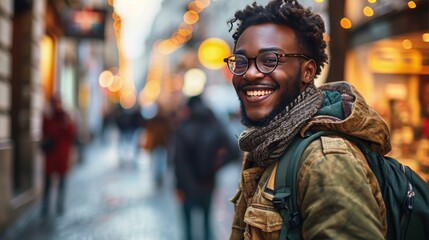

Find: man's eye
<box><xmin>235</xmin><ymin>59</ymin><xmax>247</xmax><ymax>66</ymax></box>
<box><xmin>261</xmin><ymin>57</ymin><xmax>277</xmax><ymax>66</ymax></box>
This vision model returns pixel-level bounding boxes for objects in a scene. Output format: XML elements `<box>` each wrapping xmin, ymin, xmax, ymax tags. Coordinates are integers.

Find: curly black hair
<box><xmin>227</xmin><ymin>0</ymin><xmax>328</xmax><ymax>76</ymax></box>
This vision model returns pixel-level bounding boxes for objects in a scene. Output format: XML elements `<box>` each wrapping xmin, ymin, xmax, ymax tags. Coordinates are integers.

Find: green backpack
<box><xmin>273</xmin><ymin>131</ymin><xmax>429</xmax><ymax>240</ymax></box>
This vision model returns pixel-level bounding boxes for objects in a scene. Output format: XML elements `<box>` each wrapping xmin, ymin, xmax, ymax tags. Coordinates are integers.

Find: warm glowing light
<box><xmin>402</xmin><ymin>39</ymin><xmax>412</xmax><ymax>49</ymax></box>
<box><xmin>340</xmin><ymin>18</ymin><xmax>352</xmax><ymax>29</ymax></box>
<box><xmin>40</xmin><ymin>35</ymin><xmax>55</xmax><ymax>100</ymax></box>
<box><xmin>422</xmin><ymin>33</ymin><xmax>429</xmax><ymax>42</ymax></box>
<box><xmin>386</xmin><ymin>84</ymin><xmax>406</xmax><ymax>99</ymax></box>
<box><xmin>183</xmin><ymin>10</ymin><xmax>199</xmax><ymax>25</ymax></box>
<box><xmin>314</xmin><ymin>0</ymin><xmax>324</xmax><ymax>2</ymax></box>
<box><xmin>113</xmin><ymin>19</ymin><xmax>121</xmax><ymax>31</ymax></box>
<box><xmin>108</xmin><ymin>76</ymin><xmax>123</xmax><ymax>92</ymax></box>
<box><xmin>99</xmin><ymin>70</ymin><xmax>114</xmax><ymax>88</ymax></box>
<box><xmin>138</xmin><ymin>91</ymin><xmax>153</xmax><ymax>107</ymax></box>
<box><xmin>368</xmin><ymin>47</ymin><xmax>422</xmax><ymax>74</ymax></box>
<box><xmin>368</xmin><ymin>0</ymin><xmax>376</xmax><ymax>3</ymax></box>
<box><xmin>408</xmin><ymin>1</ymin><xmax>417</xmax><ymax>9</ymax></box>
<box><xmin>156</xmin><ymin>40</ymin><xmax>176</xmax><ymax>55</ymax></box>
<box><xmin>112</xmin><ymin>12</ymin><xmax>120</xmax><ymax>20</ymax></box>
<box><xmin>195</xmin><ymin>0</ymin><xmax>211</xmax><ymax>9</ymax></box>
<box><xmin>120</xmin><ymin>91</ymin><xmax>136</xmax><ymax>109</ymax></box>
<box><xmin>188</xmin><ymin>1</ymin><xmax>203</xmax><ymax>13</ymax></box>
<box><xmin>179</xmin><ymin>23</ymin><xmax>193</xmax><ymax>32</ymax></box>
<box><xmin>198</xmin><ymin>38</ymin><xmax>231</xmax><ymax>70</ymax></box>
<box><xmin>183</xmin><ymin>68</ymin><xmax>207</xmax><ymax>97</ymax></box>
<box><xmin>171</xmin><ymin>34</ymin><xmax>184</xmax><ymax>45</ymax></box>
<box><xmin>363</xmin><ymin>6</ymin><xmax>374</xmax><ymax>17</ymax></box>
<box><xmin>323</xmin><ymin>33</ymin><xmax>330</xmax><ymax>42</ymax></box>
<box><xmin>143</xmin><ymin>81</ymin><xmax>161</xmax><ymax>101</ymax></box>
<box><xmin>178</xmin><ymin>28</ymin><xmax>192</xmax><ymax>37</ymax></box>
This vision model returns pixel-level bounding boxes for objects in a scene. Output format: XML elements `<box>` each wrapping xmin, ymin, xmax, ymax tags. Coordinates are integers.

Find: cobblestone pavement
<box><xmin>1</xmin><ymin>136</ymin><xmax>241</xmax><ymax>240</ymax></box>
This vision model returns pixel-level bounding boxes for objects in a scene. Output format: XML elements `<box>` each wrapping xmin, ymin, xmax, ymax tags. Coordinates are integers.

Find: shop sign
<box><xmin>62</xmin><ymin>8</ymin><xmax>106</xmax><ymax>40</ymax></box>
<box><xmin>368</xmin><ymin>47</ymin><xmax>423</xmax><ymax>74</ymax></box>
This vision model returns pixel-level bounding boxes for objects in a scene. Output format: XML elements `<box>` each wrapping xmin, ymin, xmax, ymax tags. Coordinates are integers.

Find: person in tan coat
<box><xmin>223</xmin><ymin>0</ymin><xmax>389</xmax><ymax>239</ymax></box>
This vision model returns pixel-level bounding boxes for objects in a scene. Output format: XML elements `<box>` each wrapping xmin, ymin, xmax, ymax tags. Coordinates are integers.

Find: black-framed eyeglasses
<box><xmin>223</xmin><ymin>51</ymin><xmax>311</xmax><ymax>76</ymax></box>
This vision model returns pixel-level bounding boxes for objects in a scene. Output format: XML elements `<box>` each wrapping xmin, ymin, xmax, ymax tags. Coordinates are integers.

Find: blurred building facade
<box><xmin>0</xmin><ymin>0</ymin><xmax>14</xmax><ymax>231</ymax></box>
<box><xmin>0</xmin><ymin>0</ymin><xmax>114</xmax><ymax>232</ymax></box>
<box><xmin>0</xmin><ymin>0</ymin><xmax>48</xmax><ymax>232</ymax></box>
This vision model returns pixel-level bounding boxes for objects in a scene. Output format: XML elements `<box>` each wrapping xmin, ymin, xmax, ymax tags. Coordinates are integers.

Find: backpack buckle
<box><xmin>273</xmin><ymin>188</ymin><xmax>291</xmax><ymax>210</ymax></box>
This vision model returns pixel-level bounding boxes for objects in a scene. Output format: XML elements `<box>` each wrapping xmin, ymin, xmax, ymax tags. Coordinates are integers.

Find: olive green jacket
<box><xmin>230</xmin><ymin>82</ymin><xmax>389</xmax><ymax>240</ymax></box>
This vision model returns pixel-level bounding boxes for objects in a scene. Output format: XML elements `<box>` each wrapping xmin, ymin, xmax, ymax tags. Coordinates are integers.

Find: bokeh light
<box><xmin>363</xmin><ymin>6</ymin><xmax>374</xmax><ymax>17</ymax></box>
<box><xmin>183</xmin><ymin>10</ymin><xmax>199</xmax><ymax>25</ymax></box>
<box><xmin>422</xmin><ymin>33</ymin><xmax>429</xmax><ymax>42</ymax></box>
<box><xmin>198</xmin><ymin>38</ymin><xmax>231</xmax><ymax>70</ymax></box>
<box><xmin>108</xmin><ymin>76</ymin><xmax>123</xmax><ymax>92</ymax></box>
<box><xmin>402</xmin><ymin>39</ymin><xmax>413</xmax><ymax>49</ymax></box>
<box><xmin>340</xmin><ymin>17</ymin><xmax>352</xmax><ymax>29</ymax></box>
<box><xmin>99</xmin><ymin>70</ymin><xmax>114</xmax><ymax>88</ymax></box>
<box><xmin>182</xmin><ymin>68</ymin><xmax>207</xmax><ymax>97</ymax></box>
<box><xmin>408</xmin><ymin>1</ymin><xmax>417</xmax><ymax>9</ymax></box>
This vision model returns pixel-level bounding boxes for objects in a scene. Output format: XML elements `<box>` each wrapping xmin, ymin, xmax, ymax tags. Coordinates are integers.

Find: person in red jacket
<box><xmin>41</xmin><ymin>95</ymin><xmax>76</xmax><ymax>216</ymax></box>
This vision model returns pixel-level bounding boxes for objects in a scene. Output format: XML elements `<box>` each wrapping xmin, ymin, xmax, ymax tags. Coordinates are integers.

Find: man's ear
<box><xmin>301</xmin><ymin>59</ymin><xmax>317</xmax><ymax>84</ymax></box>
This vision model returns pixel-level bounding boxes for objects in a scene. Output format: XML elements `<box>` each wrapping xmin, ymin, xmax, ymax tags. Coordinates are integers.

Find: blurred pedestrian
<box><xmin>140</xmin><ymin>104</ymin><xmax>174</xmax><ymax>187</ymax></box>
<box><xmin>100</xmin><ymin>103</ymin><xmax>116</xmax><ymax>144</ymax></box>
<box><xmin>172</xmin><ymin>95</ymin><xmax>239</xmax><ymax>240</ymax></box>
<box><xmin>115</xmin><ymin>105</ymin><xmax>142</xmax><ymax>166</ymax></box>
<box><xmin>40</xmin><ymin>95</ymin><xmax>76</xmax><ymax>216</ymax></box>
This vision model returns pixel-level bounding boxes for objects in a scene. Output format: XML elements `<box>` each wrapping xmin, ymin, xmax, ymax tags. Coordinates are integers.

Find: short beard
<box><xmin>240</xmin><ymin>74</ymin><xmax>302</xmax><ymax>128</ymax></box>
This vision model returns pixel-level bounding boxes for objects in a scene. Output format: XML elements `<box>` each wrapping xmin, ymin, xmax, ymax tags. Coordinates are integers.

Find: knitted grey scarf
<box><xmin>238</xmin><ymin>82</ymin><xmax>324</xmax><ymax>167</ymax></box>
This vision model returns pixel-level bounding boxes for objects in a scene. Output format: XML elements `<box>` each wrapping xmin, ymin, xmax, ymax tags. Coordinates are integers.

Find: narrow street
<box><xmin>1</xmin><ymin>130</ymin><xmax>241</xmax><ymax>240</ymax></box>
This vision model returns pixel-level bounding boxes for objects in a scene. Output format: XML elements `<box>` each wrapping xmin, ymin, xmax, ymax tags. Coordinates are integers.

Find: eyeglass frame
<box><xmin>223</xmin><ymin>51</ymin><xmax>312</xmax><ymax>76</ymax></box>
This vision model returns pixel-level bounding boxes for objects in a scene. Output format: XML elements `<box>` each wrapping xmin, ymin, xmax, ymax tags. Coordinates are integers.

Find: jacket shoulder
<box><xmin>297</xmin><ymin>135</ymin><xmax>386</xmax><ymax>239</ymax></box>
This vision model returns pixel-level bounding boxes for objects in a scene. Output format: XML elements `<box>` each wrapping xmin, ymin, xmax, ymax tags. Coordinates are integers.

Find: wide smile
<box><xmin>241</xmin><ymin>85</ymin><xmax>276</xmax><ymax>103</ymax></box>
<box><xmin>246</xmin><ymin>89</ymin><xmax>273</xmax><ymax>97</ymax></box>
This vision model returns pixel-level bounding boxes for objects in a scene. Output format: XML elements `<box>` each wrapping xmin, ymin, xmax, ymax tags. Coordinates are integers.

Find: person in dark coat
<box><xmin>115</xmin><ymin>105</ymin><xmax>143</xmax><ymax>165</ymax></box>
<box><xmin>41</xmin><ymin>95</ymin><xmax>76</xmax><ymax>216</ymax></box>
<box><xmin>173</xmin><ymin>95</ymin><xmax>239</xmax><ymax>240</ymax></box>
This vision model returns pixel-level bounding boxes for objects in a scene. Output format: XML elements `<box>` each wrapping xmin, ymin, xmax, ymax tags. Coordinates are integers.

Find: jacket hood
<box><xmin>301</xmin><ymin>81</ymin><xmax>391</xmax><ymax>155</ymax></box>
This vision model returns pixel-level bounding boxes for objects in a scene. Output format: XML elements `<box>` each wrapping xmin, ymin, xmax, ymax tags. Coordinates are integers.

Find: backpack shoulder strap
<box><xmin>273</xmin><ymin>131</ymin><xmax>336</xmax><ymax>240</ymax></box>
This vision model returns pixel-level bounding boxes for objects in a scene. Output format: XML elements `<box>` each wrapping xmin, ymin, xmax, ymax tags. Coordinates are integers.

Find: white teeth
<box><xmin>246</xmin><ymin>90</ymin><xmax>273</xmax><ymax>97</ymax></box>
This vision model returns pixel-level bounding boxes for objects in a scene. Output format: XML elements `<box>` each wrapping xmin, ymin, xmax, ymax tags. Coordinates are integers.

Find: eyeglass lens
<box><xmin>227</xmin><ymin>52</ymin><xmax>278</xmax><ymax>75</ymax></box>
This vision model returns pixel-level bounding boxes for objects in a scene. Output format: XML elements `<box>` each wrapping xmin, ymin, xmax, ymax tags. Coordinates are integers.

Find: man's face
<box><xmin>232</xmin><ymin>23</ymin><xmax>307</xmax><ymax>127</ymax></box>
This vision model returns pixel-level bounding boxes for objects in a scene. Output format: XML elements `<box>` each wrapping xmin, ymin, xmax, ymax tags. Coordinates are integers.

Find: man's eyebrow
<box><xmin>259</xmin><ymin>47</ymin><xmax>282</xmax><ymax>53</ymax></box>
<box><xmin>234</xmin><ymin>47</ymin><xmax>283</xmax><ymax>55</ymax></box>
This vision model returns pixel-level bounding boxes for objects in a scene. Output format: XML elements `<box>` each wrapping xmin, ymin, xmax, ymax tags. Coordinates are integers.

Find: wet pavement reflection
<box><xmin>2</xmin><ymin>131</ymin><xmax>241</xmax><ymax>240</ymax></box>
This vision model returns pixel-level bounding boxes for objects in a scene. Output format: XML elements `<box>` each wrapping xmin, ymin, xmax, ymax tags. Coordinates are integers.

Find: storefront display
<box><xmin>344</xmin><ymin>0</ymin><xmax>429</xmax><ymax>182</ymax></box>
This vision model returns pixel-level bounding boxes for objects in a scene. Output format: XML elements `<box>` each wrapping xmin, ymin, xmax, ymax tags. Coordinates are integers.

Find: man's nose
<box><xmin>243</xmin><ymin>60</ymin><xmax>263</xmax><ymax>79</ymax></box>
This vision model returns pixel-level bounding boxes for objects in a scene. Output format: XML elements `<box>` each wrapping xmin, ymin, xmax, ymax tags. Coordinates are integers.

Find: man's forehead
<box><xmin>235</xmin><ymin>24</ymin><xmax>299</xmax><ymax>52</ymax></box>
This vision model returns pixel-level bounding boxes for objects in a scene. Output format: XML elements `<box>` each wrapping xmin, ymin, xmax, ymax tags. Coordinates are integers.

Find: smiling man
<box><xmin>225</xmin><ymin>0</ymin><xmax>390</xmax><ymax>239</ymax></box>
